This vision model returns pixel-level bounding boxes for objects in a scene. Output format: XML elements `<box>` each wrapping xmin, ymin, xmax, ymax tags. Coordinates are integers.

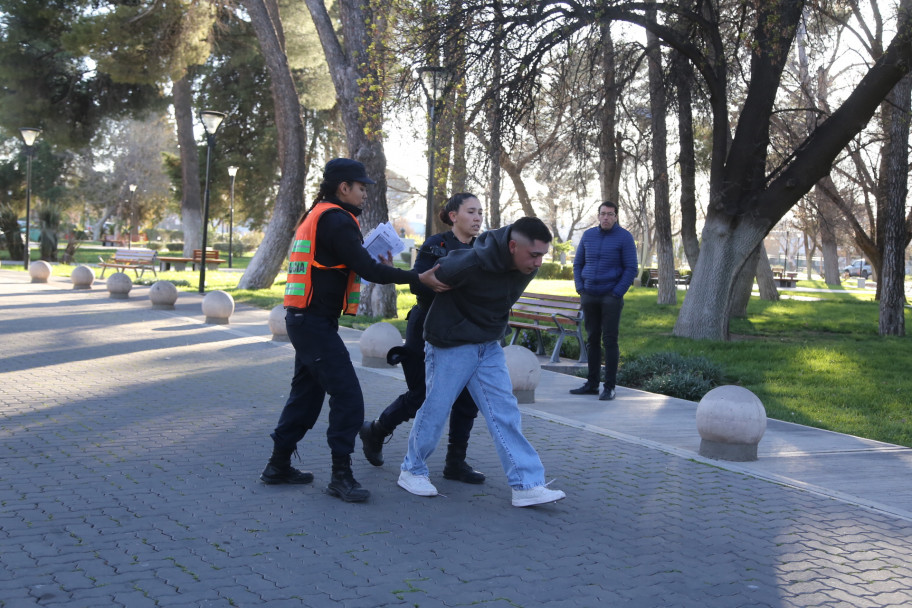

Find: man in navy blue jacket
<box><xmin>570</xmin><ymin>201</ymin><xmax>638</xmax><ymax>401</ymax></box>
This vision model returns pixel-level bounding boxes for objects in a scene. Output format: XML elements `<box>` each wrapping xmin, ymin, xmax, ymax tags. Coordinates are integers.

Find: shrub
<box><xmin>514</xmin><ymin>328</ymin><xmax>581</xmax><ymax>361</ymax></box>
<box><xmin>166</xmin><ymin>242</ymin><xmax>184</xmax><ymax>252</ymax></box>
<box><xmin>537</xmin><ymin>262</ymin><xmax>573</xmax><ymax>280</ymax></box>
<box><xmin>213</xmin><ymin>241</ymin><xmax>247</xmax><ymax>255</ymax></box>
<box><xmin>146</xmin><ymin>242</ymin><xmax>164</xmax><ymax>251</ymax></box>
<box><xmin>240</xmin><ymin>231</ymin><xmax>264</xmax><ymax>251</ymax></box>
<box><xmin>617</xmin><ymin>351</ymin><xmax>724</xmax><ymax>401</ymax></box>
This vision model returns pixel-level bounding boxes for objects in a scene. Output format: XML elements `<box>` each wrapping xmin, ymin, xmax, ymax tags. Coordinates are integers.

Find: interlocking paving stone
<box><xmin>2</xmin><ymin>274</ymin><xmax>912</xmax><ymax>607</ymax></box>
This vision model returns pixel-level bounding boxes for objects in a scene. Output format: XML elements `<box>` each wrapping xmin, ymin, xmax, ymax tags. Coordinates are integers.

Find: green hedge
<box><xmin>538</xmin><ymin>262</ymin><xmax>574</xmax><ymax>280</ymax></box>
<box><xmin>617</xmin><ymin>352</ymin><xmax>724</xmax><ymax>401</ymax></box>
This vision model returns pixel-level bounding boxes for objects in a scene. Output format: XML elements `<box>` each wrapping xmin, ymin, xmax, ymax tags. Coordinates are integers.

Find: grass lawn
<box><xmin>5</xmin><ymin>249</ymin><xmax>911</xmax><ymax>448</ymax></box>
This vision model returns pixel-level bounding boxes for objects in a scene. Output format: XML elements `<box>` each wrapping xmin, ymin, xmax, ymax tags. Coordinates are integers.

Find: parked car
<box><xmin>843</xmin><ymin>259</ymin><xmax>872</xmax><ymax>279</ymax></box>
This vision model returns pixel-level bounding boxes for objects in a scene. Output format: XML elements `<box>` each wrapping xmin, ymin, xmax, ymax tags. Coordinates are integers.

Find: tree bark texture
<box><xmin>598</xmin><ymin>25</ymin><xmax>621</xmax><ymax>203</ymax></box>
<box><xmin>672</xmin><ymin>48</ymin><xmax>699</xmax><ymax>270</ymax></box>
<box><xmin>756</xmin><ymin>243</ymin><xmax>779</xmax><ymax>302</ymax></box>
<box><xmin>172</xmin><ymin>74</ymin><xmax>202</xmax><ymax>257</ymax></box>
<box><xmin>729</xmin><ymin>244</ymin><xmax>761</xmax><ymax>318</ymax></box>
<box><xmin>879</xmin><ymin>72</ymin><xmax>912</xmax><ymax>336</ymax></box>
<box><xmin>237</xmin><ymin>0</ymin><xmax>307</xmax><ymax>291</ymax></box>
<box><xmin>646</xmin><ymin>24</ymin><xmax>675</xmax><ymax>305</ymax></box>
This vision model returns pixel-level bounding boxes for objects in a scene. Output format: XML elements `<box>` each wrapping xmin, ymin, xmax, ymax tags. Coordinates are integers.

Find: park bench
<box><xmin>158</xmin><ymin>249</ymin><xmax>227</xmax><ymax>271</ymax></box>
<box><xmin>507</xmin><ymin>292</ymin><xmax>587</xmax><ymax>364</ymax></box>
<box><xmin>773</xmin><ymin>271</ymin><xmax>797</xmax><ymax>288</ymax></box>
<box><xmin>646</xmin><ymin>268</ymin><xmax>690</xmax><ymax>289</ymax></box>
<box><xmin>98</xmin><ymin>248</ymin><xmax>158</xmax><ymax>278</ymax></box>
<box><xmin>100</xmin><ymin>236</ymin><xmax>127</xmax><ymax>247</ymax></box>
<box><xmin>192</xmin><ymin>249</ymin><xmax>226</xmax><ymax>271</ymax></box>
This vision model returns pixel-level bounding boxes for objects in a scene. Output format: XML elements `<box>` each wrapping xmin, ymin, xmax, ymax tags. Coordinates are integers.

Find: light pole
<box><xmin>227</xmin><ymin>166</ymin><xmax>238</xmax><ymax>268</ymax></box>
<box><xmin>19</xmin><ymin>127</ymin><xmax>41</xmax><ymax>269</ymax></box>
<box><xmin>127</xmin><ymin>184</ymin><xmax>137</xmax><ymax>249</ymax></box>
<box><xmin>417</xmin><ymin>66</ymin><xmax>451</xmax><ymax>239</ymax></box>
<box><xmin>199</xmin><ymin>110</ymin><xmax>226</xmax><ymax>294</ymax></box>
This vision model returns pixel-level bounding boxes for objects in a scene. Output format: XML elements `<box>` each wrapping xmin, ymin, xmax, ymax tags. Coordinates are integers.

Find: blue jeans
<box><xmin>401</xmin><ymin>341</ymin><xmax>546</xmax><ymax>489</ymax></box>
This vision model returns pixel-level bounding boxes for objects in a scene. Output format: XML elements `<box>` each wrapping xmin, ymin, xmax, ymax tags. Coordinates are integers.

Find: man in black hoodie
<box><xmin>397</xmin><ymin>216</ymin><xmax>567</xmax><ymax>508</ymax></box>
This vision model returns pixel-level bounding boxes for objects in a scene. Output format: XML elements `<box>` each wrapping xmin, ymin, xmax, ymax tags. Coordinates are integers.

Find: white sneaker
<box><xmin>512</xmin><ymin>484</ymin><xmax>566</xmax><ymax>507</ymax></box>
<box><xmin>398</xmin><ymin>470</ymin><xmax>438</xmax><ymax>497</ymax></box>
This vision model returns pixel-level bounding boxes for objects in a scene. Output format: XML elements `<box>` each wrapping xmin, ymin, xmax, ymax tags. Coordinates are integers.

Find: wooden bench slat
<box><xmin>98</xmin><ymin>248</ymin><xmax>158</xmax><ymax>279</ymax></box>
<box><xmin>507</xmin><ymin>292</ymin><xmax>586</xmax><ymax>364</ymax></box>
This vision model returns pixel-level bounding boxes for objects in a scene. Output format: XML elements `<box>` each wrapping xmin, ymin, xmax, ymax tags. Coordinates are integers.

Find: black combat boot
<box><xmin>327</xmin><ymin>454</ymin><xmax>370</xmax><ymax>502</ymax></box>
<box><xmin>359</xmin><ymin>420</ymin><xmax>391</xmax><ymax>466</ymax></box>
<box><xmin>442</xmin><ymin>443</ymin><xmax>486</xmax><ymax>484</ymax></box>
<box><xmin>260</xmin><ymin>445</ymin><xmax>314</xmax><ymax>485</ymax></box>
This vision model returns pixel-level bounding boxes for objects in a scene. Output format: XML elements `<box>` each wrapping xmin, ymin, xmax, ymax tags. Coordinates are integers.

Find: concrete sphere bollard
<box><xmin>149</xmin><ymin>280</ymin><xmax>179</xmax><ymax>310</ymax></box>
<box><xmin>504</xmin><ymin>344</ymin><xmax>541</xmax><ymax>404</ymax></box>
<box><xmin>71</xmin><ymin>265</ymin><xmax>95</xmax><ymax>289</ymax></box>
<box><xmin>269</xmin><ymin>304</ymin><xmax>289</xmax><ymax>341</ymax></box>
<box><xmin>359</xmin><ymin>322</ymin><xmax>402</xmax><ymax>368</ymax></box>
<box><xmin>29</xmin><ymin>260</ymin><xmax>52</xmax><ymax>283</ymax></box>
<box><xmin>106</xmin><ymin>272</ymin><xmax>133</xmax><ymax>299</ymax></box>
<box><xmin>202</xmin><ymin>290</ymin><xmax>234</xmax><ymax>324</ymax></box>
<box><xmin>696</xmin><ymin>385</ymin><xmax>767</xmax><ymax>462</ymax></box>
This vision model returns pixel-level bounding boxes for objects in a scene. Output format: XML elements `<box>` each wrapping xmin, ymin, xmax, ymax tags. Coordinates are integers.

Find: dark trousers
<box><xmin>378</xmin><ymin>305</ymin><xmax>478</xmax><ymax>446</ymax></box>
<box><xmin>271</xmin><ymin>310</ymin><xmax>363</xmax><ymax>456</ymax></box>
<box><xmin>580</xmin><ymin>293</ymin><xmax>624</xmax><ymax>389</ymax></box>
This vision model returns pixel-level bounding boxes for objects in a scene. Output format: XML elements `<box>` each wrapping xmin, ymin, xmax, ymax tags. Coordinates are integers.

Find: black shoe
<box><xmin>599</xmin><ymin>387</ymin><xmax>616</xmax><ymax>401</ymax></box>
<box><xmin>359</xmin><ymin>420</ymin><xmax>390</xmax><ymax>467</ymax></box>
<box><xmin>569</xmin><ymin>382</ymin><xmax>599</xmax><ymax>395</ymax></box>
<box><xmin>327</xmin><ymin>455</ymin><xmax>370</xmax><ymax>502</ymax></box>
<box><xmin>260</xmin><ymin>462</ymin><xmax>314</xmax><ymax>485</ymax></box>
<box><xmin>443</xmin><ymin>459</ymin><xmax>486</xmax><ymax>484</ymax></box>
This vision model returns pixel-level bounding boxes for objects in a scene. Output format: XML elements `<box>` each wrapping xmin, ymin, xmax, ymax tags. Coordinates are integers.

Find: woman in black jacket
<box><xmin>360</xmin><ymin>193</ymin><xmax>486</xmax><ymax>483</ymax></box>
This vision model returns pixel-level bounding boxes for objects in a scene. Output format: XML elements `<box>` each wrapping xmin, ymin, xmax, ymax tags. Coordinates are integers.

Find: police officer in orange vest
<box><xmin>260</xmin><ymin>158</ymin><xmax>447</xmax><ymax>502</ymax></box>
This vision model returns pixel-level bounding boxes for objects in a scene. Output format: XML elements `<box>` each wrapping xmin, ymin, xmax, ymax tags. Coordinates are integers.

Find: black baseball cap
<box><xmin>323</xmin><ymin>158</ymin><xmax>376</xmax><ymax>185</ymax></box>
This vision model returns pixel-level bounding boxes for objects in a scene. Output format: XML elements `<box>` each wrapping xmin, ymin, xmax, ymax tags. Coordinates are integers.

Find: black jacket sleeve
<box><xmin>319</xmin><ymin>210</ymin><xmax>417</xmax><ymax>286</ymax></box>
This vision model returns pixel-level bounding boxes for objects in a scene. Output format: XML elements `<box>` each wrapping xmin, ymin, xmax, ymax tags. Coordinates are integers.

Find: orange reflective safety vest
<box><xmin>283</xmin><ymin>202</ymin><xmax>362</xmax><ymax>315</ymax></box>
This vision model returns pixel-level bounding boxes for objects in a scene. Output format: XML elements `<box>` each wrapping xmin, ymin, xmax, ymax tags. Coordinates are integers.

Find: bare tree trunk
<box><xmin>237</xmin><ymin>0</ymin><xmax>308</xmax><ymax>291</ymax></box>
<box><xmin>730</xmin><ymin>244</ymin><xmax>761</xmax><ymax>318</ymax></box>
<box><xmin>646</xmin><ymin>22</ymin><xmax>675</xmax><ymax>305</ymax></box>
<box><xmin>816</xmin><ymin>182</ymin><xmax>842</xmax><ymax>285</ymax></box>
<box><xmin>674</xmin><ymin>215</ymin><xmax>770</xmax><ymax>339</ymax></box>
<box><xmin>598</xmin><ymin>24</ymin><xmax>621</xmax><ymax>203</ymax></box>
<box><xmin>880</xmin><ymin>72</ymin><xmax>911</xmax><ymax>336</ymax></box>
<box><xmin>756</xmin><ymin>242</ymin><xmax>780</xmax><ymax>301</ymax></box>
<box><xmin>673</xmin><ymin>48</ymin><xmax>699</xmax><ymax>269</ymax></box>
<box><xmin>172</xmin><ymin>74</ymin><xmax>202</xmax><ymax>257</ymax></box>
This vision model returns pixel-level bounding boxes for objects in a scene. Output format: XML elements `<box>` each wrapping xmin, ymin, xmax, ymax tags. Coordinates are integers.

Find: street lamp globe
<box><xmin>200</xmin><ymin>110</ymin><xmax>226</xmax><ymax>136</ymax></box>
<box><xmin>20</xmin><ymin>127</ymin><xmax>41</xmax><ymax>147</ymax></box>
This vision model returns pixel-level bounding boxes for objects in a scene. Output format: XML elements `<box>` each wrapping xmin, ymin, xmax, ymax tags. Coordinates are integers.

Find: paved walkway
<box><xmin>2</xmin><ymin>268</ymin><xmax>912</xmax><ymax>607</ymax></box>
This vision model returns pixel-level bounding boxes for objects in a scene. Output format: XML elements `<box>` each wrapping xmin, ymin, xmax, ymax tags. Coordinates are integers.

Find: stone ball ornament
<box><xmin>503</xmin><ymin>344</ymin><xmax>541</xmax><ymax>404</ymax></box>
<box><xmin>696</xmin><ymin>385</ymin><xmax>767</xmax><ymax>462</ymax></box>
<box><xmin>202</xmin><ymin>290</ymin><xmax>235</xmax><ymax>324</ymax></box>
<box><xmin>359</xmin><ymin>322</ymin><xmax>403</xmax><ymax>367</ymax></box>
<box><xmin>71</xmin><ymin>265</ymin><xmax>95</xmax><ymax>289</ymax></box>
<box><xmin>29</xmin><ymin>260</ymin><xmax>52</xmax><ymax>283</ymax></box>
<box><xmin>149</xmin><ymin>281</ymin><xmax>179</xmax><ymax>309</ymax></box>
<box><xmin>106</xmin><ymin>272</ymin><xmax>133</xmax><ymax>299</ymax></box>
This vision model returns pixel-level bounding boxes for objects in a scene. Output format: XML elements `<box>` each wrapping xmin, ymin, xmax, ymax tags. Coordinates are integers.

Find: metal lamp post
<box><xmin>227</xmin><ymin>166</ymin><xmax>238</xmax><ymax>268</ymax></box>
<box><xmin>127</xmin><ymin>184</ymin><xmax>137</xmax><ymax>249</ymax></box>
<box><xmin>198</xmin><ymin>110</ymin><xmax>226</xmax><ymax>294</ymax></box>
<box><xmin>19</xmin><ymin>127</ymin><xmax>41</xmax><ymax>269</ymax></box>
<box><xmin>417</xmin><ymin>66</ymin><xmax>451</xmax><ymax>239</ymax></box>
